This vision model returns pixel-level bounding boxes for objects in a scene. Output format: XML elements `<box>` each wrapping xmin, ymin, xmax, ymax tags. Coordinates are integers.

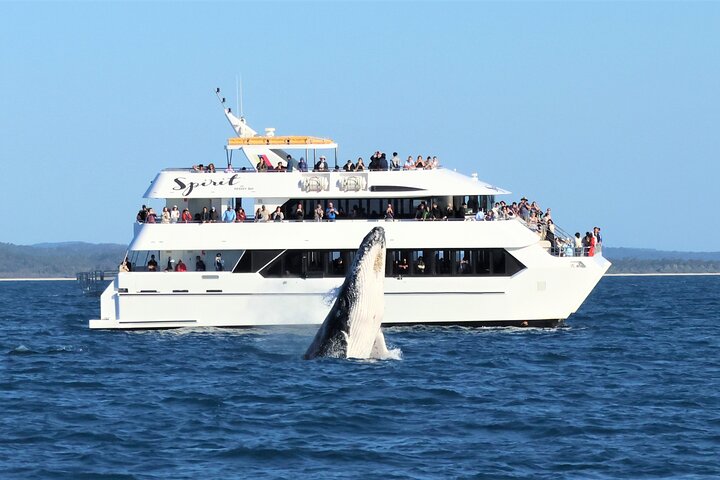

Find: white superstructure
<box><xmin>89</xmin><ymin>105</ymin><xmax>610</xmax><ymax>329</ymax></box>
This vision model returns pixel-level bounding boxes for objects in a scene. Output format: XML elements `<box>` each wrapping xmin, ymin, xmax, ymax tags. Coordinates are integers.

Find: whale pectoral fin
<box><xmin>370</xmin><ymin>329</ymin><xmax>389</xmax><ymax>359</ymax></box>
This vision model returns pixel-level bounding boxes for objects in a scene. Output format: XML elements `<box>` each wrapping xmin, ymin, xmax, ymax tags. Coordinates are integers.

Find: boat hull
<box><xmin>89</xmin><ymin>252</ymin><xmax>610</xmax><ymax>330</ymax></box>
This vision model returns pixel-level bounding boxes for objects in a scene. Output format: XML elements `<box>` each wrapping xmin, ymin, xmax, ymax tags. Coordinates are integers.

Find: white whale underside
<box><xmin>344</xmin><ymin>241</ymin><xmax>386</xmax><ymax>359</ymax></box>
<box><xmin>305</xmin><ymin>227</ymin><xmax>399</xmax><ymax>360</ymax></box>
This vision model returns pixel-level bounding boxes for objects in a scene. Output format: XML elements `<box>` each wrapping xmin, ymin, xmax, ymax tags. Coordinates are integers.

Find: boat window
<box><xmin>492</xmin><ymin>249</ymin><xmax>506</xmax><ymax>275</ymax></box>
<box><xmin>234</xmin><ymin>250</ymin><xmax>283</xmax><ymax>273</ymax></box>
<box><xmin>284</xmin><ymin>250</ymin><xmax>304</xmax><ymax>277</ymax></box>
<box><xmin>260</xmin><ymin>251</ymin><xmax>285</xmax><ymax>277</ymax></box>
<box><xmin>368</xmin><ymin>199</ymin><xmax>383</xmax><ymax>219</ymax></box>
<box><xmin>328</xmin><ymin>251</ymin><xmax>346</xmax><ymax>277</ymax></box>
<box><xmin>282</xmin><ymin>195</ymin><xmax>502</xmax><ymax>221</ymax></box>
<box><xmin>251</xmin><ymin>247</ymin><xmax>524</xmax><ymax>278</ymax></box>
<box><xmin>455</xmin><ymin>250</ymin><xmax>471</xmax><ymax>275</ymax></box>
<box><xmin>306</xmin><ymin>251</ymin><xmax>325</xmax><ymax>277</ymax></box>
<box><xmin>234</xmin><ymin>251</ymin><xmax>252</xmax><ymax>273</ymax></box>
<box><xmin>411</xmin><ymin>250</ymin><xmax>426</xmax><ymax>275</ymax></box>
<box><xmin>474</xmin><ymin>249</ymin><xmax>491</xmax><ymax>275</ymax></box>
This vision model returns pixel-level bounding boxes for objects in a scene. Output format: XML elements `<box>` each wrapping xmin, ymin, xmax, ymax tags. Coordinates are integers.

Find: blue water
<box><xmin>1</xmin><ymin>277</ymin><xmax>719</xmax><ymax>479</ymax></box>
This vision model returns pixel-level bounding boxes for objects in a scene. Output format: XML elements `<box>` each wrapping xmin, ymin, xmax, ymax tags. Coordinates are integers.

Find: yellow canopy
<box><xmin>228</xmin><ymin>136</ymin><xmax>335</xmax><ymax>146</ymax></box>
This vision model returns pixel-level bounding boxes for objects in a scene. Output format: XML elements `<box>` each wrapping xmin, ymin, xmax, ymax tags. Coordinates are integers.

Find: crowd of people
<box><xmin>191</xmin><ymin>151</ymin><xmax>441</xmax><ymax>174</ymax></box>
<box><xmin>136</xmin><ymin>204</ymin><xmax>248</xmax><ymax>224</ymax></box>
<box><xmin>121</xmin><ymin>252</ymin><xmax>228</xmax><ymax>273</ymax></box>
<box><xmin>135</xmin><ymin>194</ymin><xmax>603</xmax><ymax>257</ymax></box>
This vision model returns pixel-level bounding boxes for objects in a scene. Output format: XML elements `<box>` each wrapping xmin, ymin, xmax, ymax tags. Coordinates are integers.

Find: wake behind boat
<box><xmin>89</xmin><ymin>93</ymin><xmax>610</xmax><ymax>329</ymax></box>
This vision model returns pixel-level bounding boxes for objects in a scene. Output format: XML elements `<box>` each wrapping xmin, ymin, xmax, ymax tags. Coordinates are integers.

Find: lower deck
<box><xmin>90</xmin><ymin>250</ymin><xmax>610</xmax><ymax>329</ymax></box>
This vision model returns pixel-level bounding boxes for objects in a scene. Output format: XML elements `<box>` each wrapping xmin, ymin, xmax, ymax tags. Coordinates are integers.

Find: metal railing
<box><xmin>76</xmin><ymin>270</ymin><xmax>116</xmax><ymax>296</ymax></box>
<box><xmin>514</xmin><ymin>216</ymin><xmax>602</xmax><ymax>257</ymax></box>
<box><xmin>162</xmin><ymin>166</ymin><xmax>444</xmax><ymax>173</ymax></box>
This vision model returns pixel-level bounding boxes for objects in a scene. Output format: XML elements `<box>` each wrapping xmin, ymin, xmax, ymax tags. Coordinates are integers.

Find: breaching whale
<box><xmin>304</xmin><ymin>226</ymin><xmax>389</xmax><ymax>360</ymax></box>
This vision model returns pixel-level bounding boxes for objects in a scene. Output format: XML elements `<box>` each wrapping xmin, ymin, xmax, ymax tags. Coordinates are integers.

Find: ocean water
<box><xmin>1</xmin><ymin>277</ymin><xmax>719</xmax><ymax>479</ymax></box>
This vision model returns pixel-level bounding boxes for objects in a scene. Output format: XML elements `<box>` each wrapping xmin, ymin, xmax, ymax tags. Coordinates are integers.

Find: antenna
<box><xmin>238</xmin><ymin>74</ymin><xmax>244</xmax><ymax>117</ymax></box>
<box><xmin>215</xmin><ymin>84</ymin><xmax>257</xmax><ymax>137</ymax></box>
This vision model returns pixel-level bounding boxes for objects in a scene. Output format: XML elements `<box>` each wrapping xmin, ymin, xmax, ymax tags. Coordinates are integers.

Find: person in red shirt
<box><xmin>175</xmin><ymin>259</ymin><xmax>187</xmax><ymax>272</ymax></box>
<box><xmin>181</xmin><ymin>208</ymin><xmax>193</xmax><ymax>223</ymax></box>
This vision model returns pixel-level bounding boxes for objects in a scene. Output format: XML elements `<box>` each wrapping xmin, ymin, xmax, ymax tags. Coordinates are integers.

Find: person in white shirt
<box><xmin>170</xmin><ymin>205</ymin><xmax>180</xmax><ymax>223</ymax></box>
<box><xmin>161</xmin><ymin>207</ymin><xmax>171</xmax><ymax>224</ymax></box>
<box><xmin>404</xmin><ymin>156</ymin><xmax>415</xmax><ymax>170</ymax></box>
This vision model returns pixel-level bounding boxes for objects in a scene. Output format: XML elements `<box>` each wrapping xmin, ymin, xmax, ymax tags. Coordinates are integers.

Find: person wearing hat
<box><xmin>215</xmin><ymin>253</ymin><xmax>224</xmax><ymax>271</ymax></box>
<box><xmin>170</xmin><ymin>205</ymin><xmax>180</xmax><ymax>223</ymax></box>
<box><xmin>315</xmin><ymin>156</ymin><xmax>328</xmax><ymax>172</ymax></box>
<box><xmin>518</xmin><ymin>198</ymin><xmax>530</xmax><ymax>221</ymax></box>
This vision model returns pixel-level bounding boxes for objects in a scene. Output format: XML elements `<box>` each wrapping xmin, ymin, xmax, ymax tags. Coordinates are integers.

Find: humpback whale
<box><xmin>304</xmin><ymin>226</ymin><xmax>390</xmax><ymax>360</ymax></box>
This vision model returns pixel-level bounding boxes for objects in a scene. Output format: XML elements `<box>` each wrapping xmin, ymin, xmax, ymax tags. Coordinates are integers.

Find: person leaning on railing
<box><xmin>235</xmin><ymin>207</ymin><xmax>247</xmax><ymax>223</ymax></box>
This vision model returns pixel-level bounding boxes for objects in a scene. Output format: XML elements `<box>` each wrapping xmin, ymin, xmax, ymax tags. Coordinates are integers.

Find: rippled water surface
<box><xmin>1</xmin><ymin>277</ymin><xmax>719</xmax><ymax>479</ymax></box>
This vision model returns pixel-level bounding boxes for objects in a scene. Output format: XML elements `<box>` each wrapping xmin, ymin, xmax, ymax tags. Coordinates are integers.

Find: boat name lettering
<box><xmin>172</xmin><ymin>174</ymin><xmax>241</xmax><ymax>196</ymax></box>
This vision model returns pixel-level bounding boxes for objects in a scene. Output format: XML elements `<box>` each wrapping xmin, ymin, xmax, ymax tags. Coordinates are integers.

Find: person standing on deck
<box><xmin>222</xmin><ymin>205</ymin><xmax>236</xmax><ymax>223</ymax></box>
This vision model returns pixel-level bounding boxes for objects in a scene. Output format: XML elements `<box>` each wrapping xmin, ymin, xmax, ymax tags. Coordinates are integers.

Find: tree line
<box><xmin>0</xmin><ymin>242</ymin><xmax>127</xmax><ymax>278</ymax></box>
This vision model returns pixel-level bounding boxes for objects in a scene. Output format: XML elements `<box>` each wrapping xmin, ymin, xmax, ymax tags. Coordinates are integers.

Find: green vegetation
<box><xmin>607</xmin><ymin>259</ymin><xmax>720</xmax><ymax>274</ymax></box>
<box><xmin>603</xmin><ymin>247</ymin><xmax>720</xmax><ymax>273</ymax></box>
<box><xmin>0</xmin><ymin>242</ymin><xmax>127</xmax><ymax>278</ymax></box>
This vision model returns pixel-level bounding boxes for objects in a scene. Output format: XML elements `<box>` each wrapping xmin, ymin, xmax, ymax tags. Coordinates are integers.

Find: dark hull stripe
<box><xmin>117</xmin><ymin>291</ymin><xmax>505</xmax><ymax>297</ymax></box>
<box><xmin>102</xmin><ymin>319</ymin><xmax>562</xmax><ymax>330</ymax></box>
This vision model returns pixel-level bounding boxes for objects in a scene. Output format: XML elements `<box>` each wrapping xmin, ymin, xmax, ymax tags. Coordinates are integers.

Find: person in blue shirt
<box><xmin>222</xmin><ymin>205</ymin><xmax>236</xmax><ymax>223</ymax></box>
<box><xmin>325</xmin><ymin>202</ymin><xmax>337</xmax><ymax>222</ymax></box>
<box><xmin>298</xmin><ymin>157</ymin><xmax>307</xmax><ymax>172</ymax></box>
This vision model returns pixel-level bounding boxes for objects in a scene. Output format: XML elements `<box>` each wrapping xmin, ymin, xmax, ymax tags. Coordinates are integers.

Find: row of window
<box><xmin>277</xmin><ymin>195</ymin><xmax>495</xmax><ymax>220</ymax></box>
<box><xmin>233</xmin><ymin>248</ymin><xmax>525</xmax><ymax>278</ymax></box>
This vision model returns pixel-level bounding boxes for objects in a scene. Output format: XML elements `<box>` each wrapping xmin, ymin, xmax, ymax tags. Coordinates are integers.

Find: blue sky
<box><xmin>1</xmin><ymin>2</ymin><xmax>718</xmax><ymax>251</ymax></box>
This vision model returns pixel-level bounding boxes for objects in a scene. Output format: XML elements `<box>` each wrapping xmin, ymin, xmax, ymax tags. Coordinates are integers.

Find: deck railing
<box><xmin>76</xmin><ymin>270</ymin><xmax>116</xmax><ymax>296</ymax></box>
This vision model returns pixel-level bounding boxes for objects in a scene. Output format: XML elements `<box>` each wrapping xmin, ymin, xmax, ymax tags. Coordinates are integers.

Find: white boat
<box><xmin>89</xmin><ymin>100</ymin><xmax>610</xmax><ymax>329</ymax></box>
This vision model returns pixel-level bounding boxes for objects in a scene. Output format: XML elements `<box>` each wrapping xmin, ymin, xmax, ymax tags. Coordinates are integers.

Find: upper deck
<box><xmin>145</xmin><ymin>168</ymin><xmax>510</xmax><ymax>199</ymax></box>
<box><xmin>144</xmin><ymin>101</ymin><xmax>511</xmax><ymax>200</ymax></box>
